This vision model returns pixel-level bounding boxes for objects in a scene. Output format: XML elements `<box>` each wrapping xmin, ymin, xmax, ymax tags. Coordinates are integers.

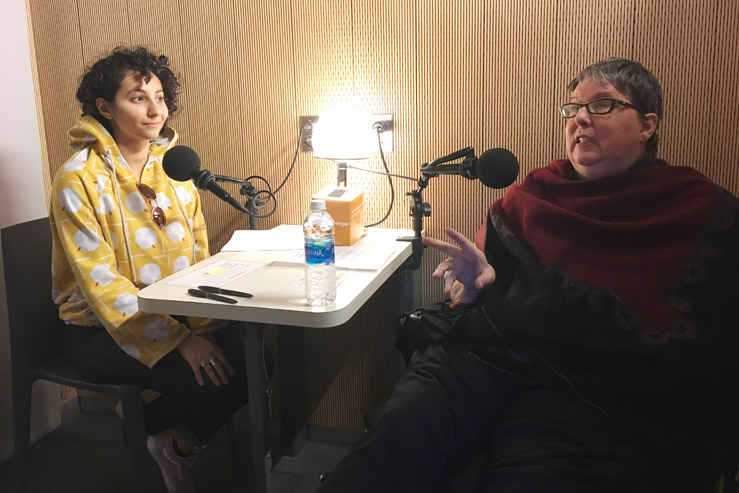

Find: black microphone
<box><xmin>421</xmin><ymin>147</ymin><xmax>519</xmax><ymax>189</ymax></box>
<box><xmin>475</xmin><ymin>148</ymin><xmax>519</xmax><ymax>188</ymax></box>
<box><xmin>162</xmin><ymin>145</ymin><xmax>248</xmax><ymax>213</ymax></box>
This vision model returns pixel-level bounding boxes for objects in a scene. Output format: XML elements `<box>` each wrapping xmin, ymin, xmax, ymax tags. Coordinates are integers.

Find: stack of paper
<box><xmin>221</xmin><ymin>226</ymin><xmax>395</xmax><ymax>270</ymax></box>
<box><xmin>221</xmin><ymin>225</ymin><xmax>303</xmax><ymax>252</ymax></box>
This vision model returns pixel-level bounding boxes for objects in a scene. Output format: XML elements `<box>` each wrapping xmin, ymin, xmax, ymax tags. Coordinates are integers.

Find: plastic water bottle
<box><xmin>303</xmin><ymin>199</ymin><xmax>336</xmax><ymax>306</ymax></box>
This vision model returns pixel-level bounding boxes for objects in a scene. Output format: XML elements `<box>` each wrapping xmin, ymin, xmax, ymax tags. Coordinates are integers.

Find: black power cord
<box><xmin>364</xmin><ymin>123</ymin><xmax>395</xmax><ymax>227</ymax></box>
<box><xmin>274</xmin><ymin>120</ymin><xmax>399</xmax><ymax>227</ymax></box>
<box><xmin>273</xmin><ymin>124</ymin><xmax>306</xmax><ymax>195</ymax></box>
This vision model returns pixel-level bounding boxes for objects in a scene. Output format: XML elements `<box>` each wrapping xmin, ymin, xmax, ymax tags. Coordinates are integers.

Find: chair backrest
<box><xmin>2</xmin><ymin>217</ymin><xmax>67</xmax><ymax>375</ymax></box>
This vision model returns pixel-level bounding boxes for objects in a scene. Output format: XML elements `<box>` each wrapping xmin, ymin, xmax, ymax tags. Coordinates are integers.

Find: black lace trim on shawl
<box><xmin>654</xmin><ymin>186</ymin><xmax>738</xmax><ymax>346</ymax></box>
<box><xmin>495</xmin><ymin>186</ymin><xmax>738</xmax><ymax>348</ymax></box>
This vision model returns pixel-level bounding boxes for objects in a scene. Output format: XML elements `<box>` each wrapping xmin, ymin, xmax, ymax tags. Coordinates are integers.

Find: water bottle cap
<box><xmin>310</xmin><ymin>199</ymin><xmax>327</xmax><ymax>212</ymax></box>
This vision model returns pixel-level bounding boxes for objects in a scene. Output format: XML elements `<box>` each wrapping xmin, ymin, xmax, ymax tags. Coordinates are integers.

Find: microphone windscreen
<box><xmin>162</xmin><ymin>145</ymin><xmax>201</xmax><ymax>181</ymax></box>
<box><xmin>476</xmin><ymin>148</ymin><xmax>519</xmax><ymax>189</ymax></box>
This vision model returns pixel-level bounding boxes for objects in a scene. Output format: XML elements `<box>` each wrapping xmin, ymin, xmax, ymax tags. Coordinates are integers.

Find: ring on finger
<box><xmin>209</xmin><ymin>358</ymin><xmax>217</xmax><ymax>366</ymax></box>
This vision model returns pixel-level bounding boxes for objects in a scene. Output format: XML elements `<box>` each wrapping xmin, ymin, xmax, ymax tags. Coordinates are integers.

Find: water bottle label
<box><xmin>305</xmin><ymin>238</ymin><xmax>335</xmax><ymax>266</ymax></box>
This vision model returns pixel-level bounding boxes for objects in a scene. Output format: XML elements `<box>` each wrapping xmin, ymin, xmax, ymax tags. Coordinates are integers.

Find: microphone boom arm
<box><xmin>426</xmin><ymin>146</ymin><xmax>475</xmax><ymax>166</ymax></box>
<box><xmin>200</xmin><ymin>172</ymin><xmax>277</xmax><ymax>222</ymax></box>
<box><xmin>212</xmin><ymin>174</ymin><xmax>251</xmax><ymax>185</ymax></box>
<box><xmin>192</xmin><ymin>171</ymin><xmax>250</xmax><ymax>214</ymax></box>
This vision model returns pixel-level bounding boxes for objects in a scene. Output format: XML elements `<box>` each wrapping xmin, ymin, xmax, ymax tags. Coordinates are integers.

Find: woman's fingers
<box><xmin>200</xmin><ymin>361</ymin><xmax>222</xmax><ymax>386</ymax></box>
<box><xmin>184</xmin><ymin>344</ymin><xmax>235</xmax><ymax>387</ymax></box>
<box><xmin>422</xmin><ymin>236</ymin><xmax>461</xmax><ymax>257</ymax></box>
<box><xmin>431</xmin><ymin>258</ymin><xmax>454</xmax><ymax>279</ymax></box>
<box><xmin>443</xmin><ymin>269</ymin><xmax>456</xmax><ymax>293</ymax></box>
<box><xmin>476</xmin><ymin>267</ymin><xmax>496</xmax><ymax>288</ymax></box>
<box><xmin>208</xmin><ymin>358</ymin><xmax>228</xmax><ymax>385</ymax></box>
<box><xmin>214</xmin><ymin>349</ymin><xmax>235</xmax><ymax>377</ymax></box>
<box><xmin>190</xmin><ymin>362</ymin><xmax>205</xmax><ymax>386</ymax></box>
<box><xmin>444</xmin><ymin>228</ymin><xmax>473</xmax><ymax>247</ymax></box>
<box><xmin>424</xmin><ymin>229</ymin><xmax>479</xmax><ymax>261</ymax></box>
<box><xmin>202</xmin><ymin>349</ymin><xmax>235</xmax><ymax>386</ymax></box>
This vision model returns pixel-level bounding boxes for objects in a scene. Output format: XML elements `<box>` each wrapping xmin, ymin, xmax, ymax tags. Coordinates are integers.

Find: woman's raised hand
<box><xmin>422</xmin><ymin>228</ymin><xmax>496</xmax><ymax>308</ymax></box>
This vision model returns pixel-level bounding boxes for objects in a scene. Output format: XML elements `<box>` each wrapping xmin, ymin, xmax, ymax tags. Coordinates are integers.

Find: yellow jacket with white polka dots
<box><xmin>50</xmin><ymin>115</ymin><xmax>223</xmax><ymax>368</ymax></box>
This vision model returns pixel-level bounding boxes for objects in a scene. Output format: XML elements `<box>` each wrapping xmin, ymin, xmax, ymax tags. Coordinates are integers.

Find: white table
<box><xmin>138</xmin><ymin>227</ymin><xmax>418</xmax><ymax>492</ymax></box>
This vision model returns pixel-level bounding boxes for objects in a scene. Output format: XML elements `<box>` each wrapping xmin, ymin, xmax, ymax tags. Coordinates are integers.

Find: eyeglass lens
<box><xmin>137</xmin><ymin>183</ymin><xmax>166</xmax><ymax>228</ymax></box>
<box><xmin>560</xmin><ymin>98</ymin><xmax>617</xmax><ymax>118</ymax></box>
<box><xmin>587</xmin><ymin>99</ymin><xmax>616</xmax><ymax>113</ymax></box>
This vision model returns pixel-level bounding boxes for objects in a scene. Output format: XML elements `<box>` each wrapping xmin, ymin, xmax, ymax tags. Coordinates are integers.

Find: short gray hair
<box><xmin>567</xmin><ymin>58</ymin><xmax>663</xmax><ymax>153</ymax></box>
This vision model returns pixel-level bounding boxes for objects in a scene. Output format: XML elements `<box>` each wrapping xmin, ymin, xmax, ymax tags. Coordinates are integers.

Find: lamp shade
<box><xmin>312</xmin><ymin>109</ymin><xmax>373</xmax><ymax>161</ymax></box>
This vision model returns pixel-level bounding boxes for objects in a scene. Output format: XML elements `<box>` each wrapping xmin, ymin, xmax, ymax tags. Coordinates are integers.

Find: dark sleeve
<box><xmin>687</xmin><ymin>189</ymin><xmax>739</xmax><ymax>466</ymax></box>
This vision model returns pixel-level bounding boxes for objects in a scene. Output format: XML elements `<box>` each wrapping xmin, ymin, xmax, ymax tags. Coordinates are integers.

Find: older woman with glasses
<box><xmin>317</xmin><ymin>58</ymin><xmax>738</xmax><ymax>492</ymax></box>
<box><xmin>49</xmin><ymin>46</ymin><xmax>251</xmax><ymax>493</ymax></box>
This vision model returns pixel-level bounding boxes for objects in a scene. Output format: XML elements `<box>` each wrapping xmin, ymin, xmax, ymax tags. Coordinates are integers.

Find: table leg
<box><xmin>399</xmin><ymin>265</ymin><xmax>422</xmax><ymax>314</ymax></box>
<box><xmin>241</xmin><ymin>322</ymin><xmax>272</xmax><ymax>493</ymax></box>
<box><xmin>276</xmin><ymin>326</ymin><xmax>307</xmax><ymax>457</ymax></box>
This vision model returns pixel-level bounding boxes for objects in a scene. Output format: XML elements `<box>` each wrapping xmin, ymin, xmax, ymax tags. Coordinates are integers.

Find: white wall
<box><xmin>0</xmin><ymin>0</ymin><xmax>61</xmax><ymax>465</ymax></box>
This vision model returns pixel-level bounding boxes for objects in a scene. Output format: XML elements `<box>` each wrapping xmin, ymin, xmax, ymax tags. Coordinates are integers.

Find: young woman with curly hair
<box><xmin>50</xmin><ymin>46</ymin><xmax>248</xmax><ymax>493</ymax></box>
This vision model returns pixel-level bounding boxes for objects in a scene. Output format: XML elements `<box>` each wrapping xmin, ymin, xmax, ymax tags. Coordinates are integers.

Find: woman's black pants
<box><xmin>317</xmin><ymin>344</ymin><xmax>655</xmax><ymax>493</ymax></box>
<box><xmin>65</xmin><ymin>322</ymin><xmax>248</xmax><ymax>443</ymax></box>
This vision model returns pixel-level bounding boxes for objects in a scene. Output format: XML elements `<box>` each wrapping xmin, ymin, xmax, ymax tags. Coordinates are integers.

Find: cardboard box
<box><xmin>312</xmin><ymin>186</ymin><xmax>364</xmax><ymax>246</ymax></box>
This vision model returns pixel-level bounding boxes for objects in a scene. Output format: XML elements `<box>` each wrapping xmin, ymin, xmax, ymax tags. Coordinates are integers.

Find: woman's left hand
<box><xmin>177</xmin><ymin>333</ymin><xmax>234</xmax><ymax>387</ymax></box>
<box><xmin>422</xmin><ymin>227</ymin><xmax>496</xmax><ymax>308</ymax></box>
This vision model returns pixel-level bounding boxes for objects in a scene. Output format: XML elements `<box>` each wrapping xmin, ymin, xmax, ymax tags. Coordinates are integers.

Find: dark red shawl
<box><xmin>475</xmin><ymin>158</ymin><xmax>733</xmax><ymax>342</ymax></box>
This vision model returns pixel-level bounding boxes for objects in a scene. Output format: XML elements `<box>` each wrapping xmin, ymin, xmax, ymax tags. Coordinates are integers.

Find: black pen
<box><xmin>187</xmin><ymin>288</ymin><xmax>238</xmax><ymax>304</ymax></box>
<box><xmin>198</xmin><ymin>285</ymin><xmax>253</xmax><ymax>298</ymax></box>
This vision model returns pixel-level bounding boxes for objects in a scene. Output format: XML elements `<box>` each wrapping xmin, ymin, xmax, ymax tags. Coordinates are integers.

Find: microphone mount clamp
<box><xmin>212</xmin><ymin>174</ymin><xmax>277</xmax><ymax>228</ymax></box>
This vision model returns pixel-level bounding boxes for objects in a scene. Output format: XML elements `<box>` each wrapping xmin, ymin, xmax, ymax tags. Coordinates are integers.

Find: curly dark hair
<box><xmin>75</xmin><ymin>46</ymin><xmax>180</xmax><ymax>133</ymax></box>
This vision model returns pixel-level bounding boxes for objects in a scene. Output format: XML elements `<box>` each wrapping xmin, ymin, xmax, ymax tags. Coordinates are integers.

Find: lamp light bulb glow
<box><xmin>312</xmin><ymin>109</ymin><xmax>373</xmax><ymax>161</ymax></box>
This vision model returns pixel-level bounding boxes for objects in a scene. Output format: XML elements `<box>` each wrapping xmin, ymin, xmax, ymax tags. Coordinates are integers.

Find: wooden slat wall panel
<box><xmin>554</xmin><ymin>0</ymin><xmax>635</xmax><ymax>158</ymax></box>
<box><xmin>485</xmin><ymin>0</ymin><xmax>560</xmax><ymax>175</ymax></box>
<box><xmin>306</xmin><ymin>270</ymin><xmax>406</xmax><ymax>428</ymax></box>
<box><xmin>414</xmin><ymin>0</ymin><xmax>487</xmax><ymax>303</ymax></box>
<box><xmin>418</xmin><ymin>0</ymin><xmax>563</xmax><ymax>288</ymax></box>
<box><xmin>634</xmin><ymin>0</ymin><xmax>716</xmax><ymax>178</ymax></box>
<box><xmin>175</xmin><ymin>0</ymin><xmax>247</xmax><ymax>249</ymax></box>
<box><xmin>26</xmin><ymin>0</ymin><xmax>85</xmax><ymax>192</ymax></box>
<box><xmin>126</xmin><ymin>0</ymin><xmax>192</xmax><ymax>143</ymax></box>
<box><xmin>27</xmin><ymin>0</ymin><xmax>739</xmax><ymax>430</ymax></box>
<box><xmin>302</xmin><ymin>0</ymin><xmax>421</xmax><ymax>428</ymax></box>
<box><xmin>351</xmin><ymin>0</ymin><xmax>419</xmax><ymax>231</ymax></box>
<box><xmin>231</xmin><ymin>0</ymin><xmax>300</xmax><ymax>233</ymax></box>
<box><xmin>289</xmin><ymin>0</ymin><xmax>357</xmax><ymax>230</ymax></box>
<box><xmin>708</xmin><ymin>0</ymin><xmax>739</xmax><ymax>193</ymax></box>
<box><xmin>76</xmin><ymin>0</ymin><xmax>130</xmax><ymax>60</ymax></box>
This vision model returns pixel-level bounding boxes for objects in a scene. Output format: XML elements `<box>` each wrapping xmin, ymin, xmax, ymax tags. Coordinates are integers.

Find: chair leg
<box><xmin>11</xmin><ymin>378</ymin><xmax>33</xmax><ymax>493</ymax></box>
<box><xmin>225</xmin><ymin>414</ymin><xmax>239</xmax><ymax>465</ymax></box>
<box><xmin>118</xmin><ymin>387</ymin><xmax>154</xmax><ymax>493</ymax></box>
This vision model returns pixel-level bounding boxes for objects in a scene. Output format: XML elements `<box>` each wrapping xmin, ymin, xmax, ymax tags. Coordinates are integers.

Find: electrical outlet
<box><xmin>298</xmin><ymin>113</ymin><xmax>394</xmax><ymax>152</ymax></box>
<box><xmin>299</xmin><ymin>115</ymin><xmax>319</xmax><ymax>152</ymax></box>
<box><xmin>371</xmin><ymin>114</ymin><xmax>393</xmax><ymax>152</ymax></box>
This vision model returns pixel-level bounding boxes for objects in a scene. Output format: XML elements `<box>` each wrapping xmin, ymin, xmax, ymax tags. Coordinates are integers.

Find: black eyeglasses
<box><xmin>137</xmin><ymin>183</ymin><xmax>166</xmax><ymax>228</ymax></box>
<box><xmin>559</xmin><ymin>97</ymin><xmax>642</xmax><ymax>118</ymax></box>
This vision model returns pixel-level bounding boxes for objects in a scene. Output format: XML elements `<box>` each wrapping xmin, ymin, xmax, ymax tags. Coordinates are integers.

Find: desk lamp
<box><xmin>312</xmin><ymin>109</ymin><xmax>373</xmax><ymax>186</ymax></box>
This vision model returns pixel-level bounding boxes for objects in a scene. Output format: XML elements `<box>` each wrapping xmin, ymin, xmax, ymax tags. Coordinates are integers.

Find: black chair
<box><xmin>2</xmin><ymin>217</ymin><xmax>155</xmax><ymax>492</ymax></box>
